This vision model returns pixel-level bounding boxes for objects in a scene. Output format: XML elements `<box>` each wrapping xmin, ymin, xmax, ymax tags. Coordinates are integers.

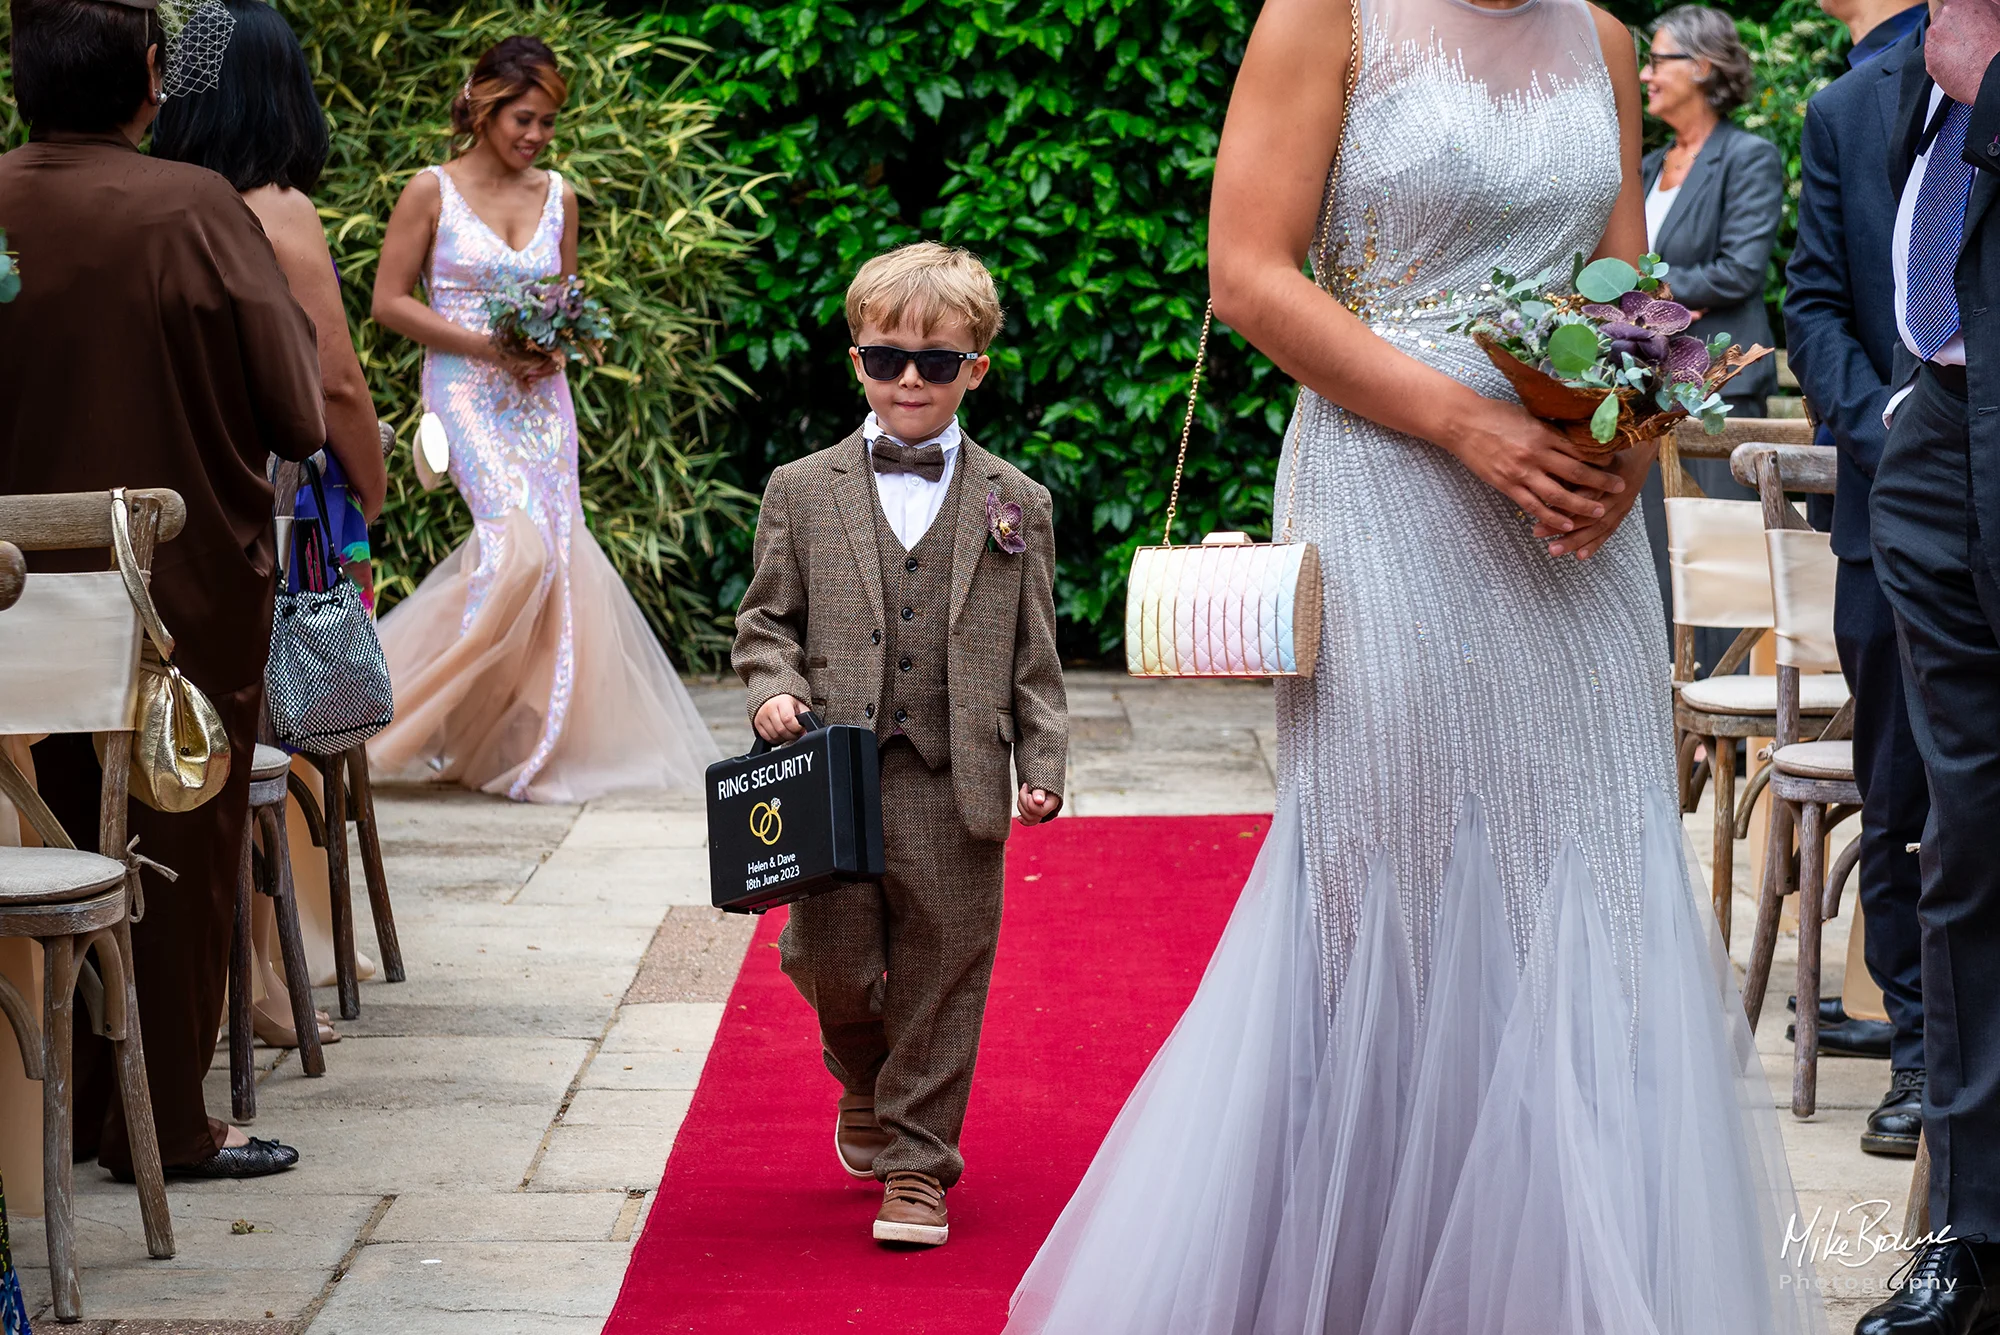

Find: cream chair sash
<box><xmin>1665</xmin><ymin>498</ymin><xmax>1774</xmax><ymax>629</ymax></box>
<box><xmin>0</xmin><ymin>570</ymin><xmax>142</xmax><ymax>735</ymax></box>
<box><xmin>1766</xmin><ymin>528</ymin><xmax>1842</xmax><ymax>672</ymax></box>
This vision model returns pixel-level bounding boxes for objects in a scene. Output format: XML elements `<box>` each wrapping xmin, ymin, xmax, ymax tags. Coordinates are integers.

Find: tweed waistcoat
<box><xmin>873</xmin><ymin>458</ymin><xmax>963</xmax><ymax>767</ymax></box>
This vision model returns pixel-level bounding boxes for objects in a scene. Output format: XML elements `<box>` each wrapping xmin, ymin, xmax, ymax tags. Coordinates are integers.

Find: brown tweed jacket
<box><xmin>733</xmin><ymin>429</ymin><xmax>1067</xmax><ymax>842</ymax></box>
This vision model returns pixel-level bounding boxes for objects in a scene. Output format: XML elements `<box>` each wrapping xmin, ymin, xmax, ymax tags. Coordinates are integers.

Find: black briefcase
<box><xmin>706</xmin><ymin>712</ymin><xmax>885</xmax><ymax>914</ymax></box>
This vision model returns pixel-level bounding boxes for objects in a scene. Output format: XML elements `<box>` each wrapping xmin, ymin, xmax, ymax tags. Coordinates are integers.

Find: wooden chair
<box><xmin>1663</xmin><ymin>420</ymin><xmax>1845</xmax><ymax>944</ymax></box>
<box><xmin>228</xmin><ymin>742</ymin><xmax>324</xmax><ymax>1120</ymax></box>
<box><xmin>1731</xmin><ymin>443</ymin><xmax>1863</xmax><ymax>1118</ymax></box>
<box><xmin>0</xmin><ymin>489</ymin><xmax>181</xmax><ymax>1321</ymax></box>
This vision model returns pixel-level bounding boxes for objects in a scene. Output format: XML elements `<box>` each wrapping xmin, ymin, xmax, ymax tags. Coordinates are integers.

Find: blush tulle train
<box><xmin>369</xmin><ymin>508</ymin><xmax>719</xmax><ymax>804</ymax></box>
<box><xmin>1005</xmin><ymin>793</ymin><xmax>1827</xmax><ymax>1334</ymax></box>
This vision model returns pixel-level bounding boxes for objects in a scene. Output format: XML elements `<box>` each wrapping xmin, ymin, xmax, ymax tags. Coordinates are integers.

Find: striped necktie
<box><xmin>1907</xmin><ymin>100</ymin><xmax>1975</xmax><ymax>362</ymax></box>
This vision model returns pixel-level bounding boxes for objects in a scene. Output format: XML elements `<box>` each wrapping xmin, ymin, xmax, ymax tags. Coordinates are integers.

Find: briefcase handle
<box><xmin>745</xmin><ymin>709</ymin><xmax>826</xmax><ymax>759</ymax></box>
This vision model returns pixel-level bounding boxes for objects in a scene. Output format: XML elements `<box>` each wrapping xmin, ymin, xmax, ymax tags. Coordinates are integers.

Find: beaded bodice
<box><xmin>1322</xmin><ymin>0</ymin><xmax>1619</xmax><ymax>398</ymax></box>
<box><xmin>424</xmin><ymin>165</ymin><xmax>566</xmax><ymax>330</ymax></box>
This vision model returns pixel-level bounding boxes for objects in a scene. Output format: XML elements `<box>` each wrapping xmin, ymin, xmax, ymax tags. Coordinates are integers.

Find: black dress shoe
<box><xmin>111</xmin><ymin>1137</ymin><xmax>301</xmax><ymax>1183</ymax></box>
<box><xmin>1856</xmin><ymin>1238</ymin><xmax>2000</xmax><ymax>1334</ymax></box>
<box><xmin>1788</xmin><ymin>995</ymin><xmax>1895</xmax><ymax>1059</ymax></box>
<box><xmin>1791</xmin><ymin>993</ymin><xmax>1850</xmax><ymax>1025</ymax></box>
<box><xmin>1863</xmin><ymin>1069</ymin><xmax>1926</xmax><ymax>1158</ymax></box>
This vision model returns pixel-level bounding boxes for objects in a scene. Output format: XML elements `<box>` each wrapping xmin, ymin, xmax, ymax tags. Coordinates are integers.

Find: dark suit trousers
<box><xmin>1872</xmin><ymin>366</ymin><xmax>2000</xmax><ymax>1230</ymax></box>
<box><xmin>778</xmin><ymin>738</ymin><xmax>1006</xmax><ymax>1188</ymax></box>
<box><xmin>1835</xmin><ymin>556</ymin><xmax>1930</xmax><ymax>1072</ymax></box>
<box><xmin>30</xmin><ymin>679</ymin><xmax>261</xmax><ymax>1173</ymax></box>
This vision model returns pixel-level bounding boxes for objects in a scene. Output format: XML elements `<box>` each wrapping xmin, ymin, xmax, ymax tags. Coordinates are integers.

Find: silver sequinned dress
<box><xmin>1006</xmin><ymin>1</ymin><xmax>1826</xmax><ymax>1330</ymax></box>
<box><xmin>370</xmin><ymin>166</ymin><xmax>719</xmax><ymax>803</ymax></box>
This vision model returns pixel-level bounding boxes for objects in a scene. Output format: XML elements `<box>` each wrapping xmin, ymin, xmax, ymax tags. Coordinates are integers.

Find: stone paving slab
<box><xmin>13</xmin><ymin>669</ymin><xmax>1911</xmax><ymax>1331</ymax></box>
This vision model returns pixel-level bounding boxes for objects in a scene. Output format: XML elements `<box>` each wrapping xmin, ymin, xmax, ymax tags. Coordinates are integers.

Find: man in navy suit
<box><xmin>1783</xmin><ymin>0</ymin><xmax>1930</xmax><ymax>1164</ymax></box>
<box><xmin>1857</xmin><ymin>0</ymin><xmax>2000</xmax><ymax>1326</ymax></box>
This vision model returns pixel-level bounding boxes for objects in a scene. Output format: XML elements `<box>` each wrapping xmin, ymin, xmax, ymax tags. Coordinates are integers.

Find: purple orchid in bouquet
<box><xmin>1451</xmin><ymin>252</ymin><xmax>1770</xmax><ymax>460</ymax></box>
<box><xmin>484</xmin><ymin>273</ymin><xmax>613</xmax><ymax>367</ymax></box>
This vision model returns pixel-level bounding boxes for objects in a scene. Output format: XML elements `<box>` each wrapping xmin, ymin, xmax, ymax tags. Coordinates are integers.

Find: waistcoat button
<box><xmin>902</xmin><ymin>606</ymin><xmax>915</xmax><ymax>621</ymax></box>
<box><xmin>899</xmin><ymin>657</ymin><xmax>912</xmax><ymax>672</ymax></box>
<box><xmin>905</xmin><ymin>557</ymin><xmax>919</xmax><ymax>572</ymax></box>
<box><xmin>870</xmin><ymin>629</ymin><xmax>881</xmax><ymax>644</ymax></box>
<box><xmin>894</xmin><ymin>707</ymin><xmax>908</xmax><ymax>724</ymax></box>
<box><xmin>865</xmin><ymin>703</ymin><xmax>876</xmax><ymax>718</ymax></box>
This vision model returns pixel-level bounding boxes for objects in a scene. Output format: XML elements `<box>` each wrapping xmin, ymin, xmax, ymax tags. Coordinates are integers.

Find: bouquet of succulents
<box><xmin>1453</xmin><ymin>252</ymin><xmax>1771</xmax><ymax>462</ymax></box>
<box><xmin>484</xmin><ymin>274</ymin><xmax>612</xmax><ymax>367</ymax></box>
<box><xmin>0</xmin><ymin>230</ymin><xmax>19</xmax><ymax>304</ymax></box>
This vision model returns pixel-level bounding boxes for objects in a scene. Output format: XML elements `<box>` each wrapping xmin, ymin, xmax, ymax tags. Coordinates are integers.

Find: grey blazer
<box><xmin>1641</xmin><ymin>121</ymin><xmax>1784</xmax><ymax>407</ymax></box>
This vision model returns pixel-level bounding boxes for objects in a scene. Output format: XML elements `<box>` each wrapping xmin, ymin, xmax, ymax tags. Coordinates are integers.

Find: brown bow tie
<box><xmin>871</xmin><ymin>440</ymin><xmax>947</xmax><ymax>482</ymax></box>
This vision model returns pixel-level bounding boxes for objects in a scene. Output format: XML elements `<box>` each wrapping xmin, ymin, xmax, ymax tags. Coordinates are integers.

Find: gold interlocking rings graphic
<box><xmin>748</xmin><ymin>799</ymin><xmax>783</xmax><ymax>846</ymax></box>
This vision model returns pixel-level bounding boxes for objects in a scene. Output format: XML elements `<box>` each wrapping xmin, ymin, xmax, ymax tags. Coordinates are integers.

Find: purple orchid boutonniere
<box><xmin>986</xmin><ymin>489</ymin><xmax>1027</xmax><ymax>555</ymax></box>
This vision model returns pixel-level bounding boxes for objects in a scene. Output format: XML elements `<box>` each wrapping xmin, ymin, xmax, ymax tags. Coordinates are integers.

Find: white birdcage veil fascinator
<box><xmin>156</xmin><ymin>0</ymin><xmax>235</xmax><ymax>100</ymax></box>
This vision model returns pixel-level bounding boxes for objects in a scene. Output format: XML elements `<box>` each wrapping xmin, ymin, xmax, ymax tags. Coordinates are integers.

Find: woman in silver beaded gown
<box><xmin>1006</xmin><ymin>0</ymin><xmax>1824</xmax><ymax>1330</ymax></box>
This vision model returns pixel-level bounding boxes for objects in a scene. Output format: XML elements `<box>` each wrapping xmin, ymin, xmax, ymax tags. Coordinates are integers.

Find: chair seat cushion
<box><xmin>0</xmin><ymin>847</ymin><xmax>127</xmax><ymax>903</ymax></box>
<box><xmin>251</xmin><ymin>744</ymin><xmax>292</xmax><ymax>782</ymax></box>
<box><xmin>1680</xmin><ymin>673</ymin><xmax>1850</xmax><ymax>717</ymax></box>
<box><xmin>1774</xmin><ymin>740</ymin><xmax>1855</xmax><ymax>781</ymax></box>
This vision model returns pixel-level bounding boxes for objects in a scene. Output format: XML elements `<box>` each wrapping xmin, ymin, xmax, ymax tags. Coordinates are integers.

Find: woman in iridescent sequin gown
<box><xmin>369</xmin><ymin>39</ymin><xmax>717</xmax><ymax>803</ymax></box>
<box><xmin>1006</xmin><ymin>0</ymin><xmax>1825</xmax><ymax>1331</ymax></box>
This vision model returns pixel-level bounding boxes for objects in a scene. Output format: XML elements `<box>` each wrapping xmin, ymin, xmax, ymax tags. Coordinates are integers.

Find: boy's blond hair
<box><xmin>844</xmin><ymin>242</ymin><xmax>1003</xmax><ymax>350</ymax></box>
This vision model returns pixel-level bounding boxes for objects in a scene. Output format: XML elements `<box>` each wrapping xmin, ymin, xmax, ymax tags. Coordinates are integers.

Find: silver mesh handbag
<box><xmin>267</xmin><ymin>459</ymin><xmax>394</xmax><ymax>754</ymax></box>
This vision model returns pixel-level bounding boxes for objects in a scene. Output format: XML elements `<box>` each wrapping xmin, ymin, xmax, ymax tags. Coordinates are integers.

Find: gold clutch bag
<box><xmin>107</xmin><ymin>488</ymin><xmax>231</xmax><ymax>812</ymax></box>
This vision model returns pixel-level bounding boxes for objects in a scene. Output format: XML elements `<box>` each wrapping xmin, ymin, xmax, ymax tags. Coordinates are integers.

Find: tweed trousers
<box><xmin>778</xmin><ymin>738</ymin><xmax>1006</xmax><ymax>1188</ymax></box>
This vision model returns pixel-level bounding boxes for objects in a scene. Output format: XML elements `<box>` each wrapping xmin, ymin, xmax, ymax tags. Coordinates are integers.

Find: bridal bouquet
<box><xmin>1452</xmin><ymin>253</ymin><xmax>1771</xmax><ymax>462</ymax></box>
<box><xmin>484</xmin><ymin>274</ymin><xmax>612</xmax><ymax>367</ymax></box>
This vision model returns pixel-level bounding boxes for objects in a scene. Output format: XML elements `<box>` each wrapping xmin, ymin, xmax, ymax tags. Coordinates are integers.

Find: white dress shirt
<box><xmin>1644</xmin><ymin>180</ymin><xmax>1681</xmax><ymax>251</ymax></box>
<box><xmin>1893</xmin><ymin>85</ymin><xmax>1968</xmax><ymax>368</ymax></box>
<box><xmin>862</xmin><ymin>412</ymin><xmax>961</xmax><ymax>550</ymax></box>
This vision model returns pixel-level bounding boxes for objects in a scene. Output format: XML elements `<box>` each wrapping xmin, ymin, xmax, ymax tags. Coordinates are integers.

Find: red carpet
<box><xmin>604</xmin><ymin>813</ymin><xmax>1269</xmax><ymax>1334</ymax></box>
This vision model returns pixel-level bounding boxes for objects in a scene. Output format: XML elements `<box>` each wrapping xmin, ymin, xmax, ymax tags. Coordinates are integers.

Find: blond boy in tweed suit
<box><xmin>733</xmin><ymin>243</ymin><xmax>1067</xmax><ymax>1248</ymax></box>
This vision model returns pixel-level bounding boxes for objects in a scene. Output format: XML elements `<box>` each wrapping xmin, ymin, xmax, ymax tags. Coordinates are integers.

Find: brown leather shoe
<box><xmin>836</xmin><ymin>1092</ymin><xmax>892</xmax><ymax>1179</ymax></box>
<box><xmin>873</xmin><ymin>1171</ymin><xmax>948</xmax><ymax>1246</ymax></box>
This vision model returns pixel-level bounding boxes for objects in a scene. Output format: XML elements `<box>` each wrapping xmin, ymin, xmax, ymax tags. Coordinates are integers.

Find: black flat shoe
<box><xmin>113</xmin><ymin>1137</ymin><xmax>301</xmax><ymax>1183</ymax></box>
<box><xmin>1863</xmin><ymin>1069</ymin><xmax>1925</xmax><ymax>1158</ymax></box>
<box><xmin>1855</xmin><ymin>1238</ymin><xmax>2000</xmax><ymax>1335</ymax></box>
<box><xmin>1788</xmin><ymin>995</ymin><xmax>1895</xmax><ymax>1059</ymax></box>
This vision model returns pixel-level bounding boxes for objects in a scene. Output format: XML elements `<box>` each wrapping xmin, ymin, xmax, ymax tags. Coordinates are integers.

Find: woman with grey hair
<box><xmin>1636</xmin><ymin>4</ymin><xmax>1783</xmax><ymax>656</ymax></box>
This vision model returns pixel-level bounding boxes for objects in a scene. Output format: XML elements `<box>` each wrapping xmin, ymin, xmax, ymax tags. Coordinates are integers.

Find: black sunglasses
<box><xmin>1645</xmin><ymin>51</ymin><xmax>1697</xmax><ymax>65</ymax></box>
<box><xmin>856</xmin><ymin>345</ymin><xmax>980</xmax><ymax>384</ymax></box>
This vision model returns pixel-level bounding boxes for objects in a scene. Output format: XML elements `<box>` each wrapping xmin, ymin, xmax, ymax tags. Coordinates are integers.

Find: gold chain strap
<box><xmin>1160</xmin><ymin>0</ymin><xmax>1363</xmax><ymax>548</ymax></box>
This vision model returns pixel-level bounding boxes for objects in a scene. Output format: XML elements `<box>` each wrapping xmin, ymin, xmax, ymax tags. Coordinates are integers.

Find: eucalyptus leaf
<box><xmin>1519</xmin><ymin>300</ymin><xmax>1551</xmax><ymax>323</ymax></box>
<box><xmin>1576</xmin><ymin>257</ymin><xmax>1641</xmax><ymax>303</ymax></box>
<box><xmin>0</xmin><ymin>270</ymin><xmax>19</xmax><ymax>304</ymax></box>
<box><xmin>1547</xmin><ymin>322</ymin><xmax>1601</xmax><ymax>376</ymax></box>
<box><xmin>1590</xmin><ymin>391</ymin><xmax>1622</xmax><ymax>444</ymax></box>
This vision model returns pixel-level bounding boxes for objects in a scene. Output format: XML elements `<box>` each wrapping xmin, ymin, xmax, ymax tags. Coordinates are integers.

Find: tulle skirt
<box><xmin>370</xmin><ymin>507</ymin><xmax>720</xmax><ymax>804</ymax></box>
<box><xmin>1006</xmin><ymin>791</ymin><xmax>1827</xmax><ymax>1334</ymax></box>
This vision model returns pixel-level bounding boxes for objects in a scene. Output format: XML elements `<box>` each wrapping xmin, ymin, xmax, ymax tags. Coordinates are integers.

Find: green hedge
<box><xmin>648</xmin><ymin>0</ymin><xmax>1284</xmax><ymax>658</ymax></box>
<box><xmin>0</xmin><ymin>1</ymin><xmax>762</xmax><ymax>668</ymax></box>
<box><xmin>653</xmin><ymin>0</ymin><xmax>1850</xmax><ymax>659</ymax></box>
<box><xmin>286</xmin><ymin>0</ymin><xmax>763</xmax><ymax>667</ymax></box>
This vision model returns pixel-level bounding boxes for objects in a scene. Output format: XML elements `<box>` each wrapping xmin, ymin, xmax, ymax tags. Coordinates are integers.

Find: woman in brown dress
<box><xmin>0</xmin><ymin>0</ymin><xmax>324</xmax><ymax>1179</ymax></box>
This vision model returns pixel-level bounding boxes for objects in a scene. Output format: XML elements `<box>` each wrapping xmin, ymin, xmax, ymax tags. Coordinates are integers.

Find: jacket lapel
<box><xmin>1654</xmin><ymin>126</ymin><xmax>1725</xmax><ymax>254</ymax></box>
<box><xmin>826</xmin><ymin>431</ymin><xmax>887</xmax><ymax>620</ymax></box>
<box><xmin>948</xmin><ymin>438</ymin><xmax>1003</xmax><ymax>631</ymax></box>
<box><xmin>1892</xmin><ymin>53</ymin><xmax>1935</xmax><ymax>196</ymax></box>
<box><xmin>1873</xmin><ymin>34</ymin><xmax>1912</xmax><ymax>150</ymax></box>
